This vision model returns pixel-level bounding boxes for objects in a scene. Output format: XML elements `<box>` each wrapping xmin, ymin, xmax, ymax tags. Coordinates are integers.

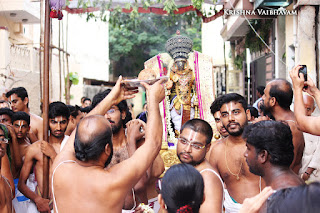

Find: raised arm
<box><xmin>55</xmin><ymin>76</ymin><xmax>139</xmax><ymax>158</ymax></box>
<box><xmin>109</xmin><ymin>79</ymin><xmax>165</xmax><ymax>191</ymax></box>
<box><xmin>88</xmin><ymin>76</ymin><xmax>138</xmax><ymax>117</ymax></box>
<box><xmin>290</xmin><ymin>65</ymin><xmax>320</xmax><ymax>135</ymax></box>
<box><xmin>6</xmin><ymin>124</ymin><xmax>22</xmax><ymax>174</ymax></box>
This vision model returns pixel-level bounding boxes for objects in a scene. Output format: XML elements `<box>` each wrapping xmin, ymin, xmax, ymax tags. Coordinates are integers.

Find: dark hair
<box><xmin>81</xmin><ymin>97</ymin><xmax>86</xmax><ymax>103</ymax></box>
<box><xmin>257</xmin><ymin>86</ymin><xmax>265</xmax><ymax>96</ymax></box>
<box><xmin>181</xmin><ymin>119</ymin><xmax>213</xmax><ymax>145</ymax></box>
<box><xmin>0</xmin><ymin>108</ymin><xmax>14</xmax><ymax>119</ymax></box>
<box><xmin>267</xmin><ymin>182</ymin><xmax>320</xmax><ymax>213</ymax></box>
<box><xmin>67</xmin><ymin>105</ymin><xmax>80</xmax><ymax>118</ymax></box>
<box><xmin>83</xmin><ymin>97</ymin><xmax>91</xmax><ymax>103</ymax></box>
<box><xmin>12</xmin><ymin>111</ymin><xmax>30</xmax><ymax>126</ymax></box>
<box><xmin>0</xmin><ymin>124</ymin><xmax>9</xmax><ymax>139</ymax></box>
<box><xmin>80</xmin><ymin>106</ymin><xmax>92</xmax><ymax>113</ymax></box>
<box><xmin>210</xmin><ymin>95</ymin><xmax>224</xmax><ymax>115</ymax></box>
<box><xmin>6</xmin><ymin>87</ymin><xmax>29</xmax><ymax>107</ymax></box>
<box><xmin>248</xmin><ymin>106</ymin><xmax>259</xmax><ymax>118</ymax></box>
<box><xmin>269</xmin><ymin>79</ymin><xmax>293</xmax><ymax>110</ymax></box>
<box><xmin>49</xmin><ymin>102</ymin><xmax>70</xmax><ymax>119</ymax></box>
<box><xmin>92</xmin><ymin>89</ymin><xmax>132</xmax><ymax>127</ymax></box>
<box><xmin>161</xmin><ymin>164</ymin><xmax>204</xmax><ymax>213</ymax></box>
<box><xmin>243</xmin><ymin>120</ymin><xmax>294</xmax><ymax>167</ymax></box>
<box><xmin>74</xmin><ymin>116</ymin><xmax>113</xmax><ymax>166</ymax></box>
<box><xmin>219</xmin><ymin>93</ymin><xmax>247</xmax><ymax>110</ymax></box>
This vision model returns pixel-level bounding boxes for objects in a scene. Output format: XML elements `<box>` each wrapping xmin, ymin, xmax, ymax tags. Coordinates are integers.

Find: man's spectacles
<box><xmin>178</xmin><ymin>138</ymin><xmax>206</xmax><ymax>150</ymax></box>
<box><xmin>106</xmin><ymin>108</ymin><xmax>119</xmax><ymax>114</ymax></box>
<box><xmin>0</xmin><ymin>138</ymin><xmax>9</xmax><ymax>145</ymax></box>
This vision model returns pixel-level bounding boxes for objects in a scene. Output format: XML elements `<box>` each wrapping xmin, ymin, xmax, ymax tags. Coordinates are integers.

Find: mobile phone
<box><xmin>299</xmin><ymin>65</ymin><xmax>307</xmax><ymax>89</ymax></box>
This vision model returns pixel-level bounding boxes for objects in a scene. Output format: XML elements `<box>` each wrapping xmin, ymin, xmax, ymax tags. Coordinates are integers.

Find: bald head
<box><xmin>303</xmin><ymin>94</ymin><xmax>315</xmax><ymax>116</ymax></box>
<box><xmin>268</xmin><ymin>79</ymin><xmax>293</xmax><ymax>110</ymax></box>
<box><xmin>74</xmin><ymin>115</ymin><xmax>113</xmax><ymax>165</ymax></box>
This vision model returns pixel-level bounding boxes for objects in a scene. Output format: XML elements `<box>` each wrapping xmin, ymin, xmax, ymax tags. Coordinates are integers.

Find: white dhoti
<box><xmin>12</xmin><ymin>174</ymin><xmax>38</xmax><ymax>213</ymax></box>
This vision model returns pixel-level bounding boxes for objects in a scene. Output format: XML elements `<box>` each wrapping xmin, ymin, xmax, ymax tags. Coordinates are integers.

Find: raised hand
<box><xmin>5</xmin><ymin>124</ymin><xmax>16</xmax><ymax>140</ymax></box>
<box><xmin>109</xmin><ymin>76</ymin><xmax>139</xmax><ymax>105</ymax></box>
<box><xmin>140</xmin><ymin>78</ymin><xmax>166</xmax><ymax>104</ymax></box>
<box><xmin>304</xmin><ymin>75</ymin><xmax>318</xmax><ymax>97</ymax></box>
<box><xmin>239</xmin><ymin>186</ymin><xmax>274</xmax><ymax>213</ymax></box>
<box><xmin>40</xmin><ymin>140</ymin><xmax>57</xmax><ymax>159</ymax></box>
<box><xmin>126</xmin><ymin>119</ymin><xmax>146</xmax><ymax>145</ymax></box>
<box><xmin>289</xmin><ymin>65</ymin><xmax>306</xmax><ymax>91</ymax></box>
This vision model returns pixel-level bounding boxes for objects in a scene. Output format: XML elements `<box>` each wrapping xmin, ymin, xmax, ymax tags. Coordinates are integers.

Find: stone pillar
<box><xmin>296</xmin><ymin>6</ymin><xmax>317</xmax><ymax>82</ymax></box>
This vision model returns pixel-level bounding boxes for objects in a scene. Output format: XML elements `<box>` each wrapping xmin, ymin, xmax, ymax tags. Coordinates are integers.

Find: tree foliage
<box><xmin>109</xmin><ymin>12</ymin><xmax>202</xmax><ymax>78</ymax></box>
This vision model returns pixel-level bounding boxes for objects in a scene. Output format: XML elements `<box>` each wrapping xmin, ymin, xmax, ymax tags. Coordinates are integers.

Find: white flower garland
<box><xmin>164</xmin><ymin>88</ymin><xmax>177</xmax><ymax>145</ymax></box>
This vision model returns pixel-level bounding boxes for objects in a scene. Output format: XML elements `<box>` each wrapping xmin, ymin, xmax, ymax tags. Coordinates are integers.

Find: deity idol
<box><xmin>140</xmin><ymin>33</ymin><xmax>216</xmax><ymax>154</ymax></box>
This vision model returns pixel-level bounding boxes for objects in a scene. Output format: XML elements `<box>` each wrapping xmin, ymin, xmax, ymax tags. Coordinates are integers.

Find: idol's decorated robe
<box><xmin>143</xmin><ymin>52</ymin><xmax>217</xmax><ymax>168</ymax></box>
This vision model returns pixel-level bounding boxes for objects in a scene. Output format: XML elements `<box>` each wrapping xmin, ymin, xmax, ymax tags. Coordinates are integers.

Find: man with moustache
<box><xmin>177</xmin><ymin>119</ymin><xmax>224</xmax><ymax>212</ymax></box>
<box><xmin>209</xmin><ymin>93</ymin><xmax>262</xmax><ymax>213</ymax></box>
<box><xmin>91</xmin><ymin>89</ymin><xmax>164</xmax><ymax>212</ymax></box>
<box><xmin>6</xmin><ymin>87</ymin><xmax>43</xmax><ymax>141</ymax></box>
<box><xmin>262</xmin><ymin>79</ymin><xmax>304</xmax><ymax>174</ymax></box>
<box><xmin>244</xmin><ymin>120</ymin><xmax>304</xmax><ymax>190</ymax></box>
<box><xmin>18</xmin><ymin>102</ymin><xmax>70</xmax><ymax>212</ymax></box>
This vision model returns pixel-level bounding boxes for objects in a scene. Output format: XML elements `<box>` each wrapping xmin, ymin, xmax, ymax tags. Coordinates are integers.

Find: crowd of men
<box><xmin>0</xmin><ymin>65</ymin><xmax>319</xmax><ymax>213</ymax></box>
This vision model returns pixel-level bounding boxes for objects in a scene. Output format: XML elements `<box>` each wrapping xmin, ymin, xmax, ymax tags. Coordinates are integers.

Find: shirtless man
<box><xmin>11</xmin><ymin>112</ymin><xmax>31</xmax><ymax>177</ymax></box>
<box><xmin>51</xmin><ymin>77</ymin><xmax>164</xmax><ymax>213</ymax></box>
<box><xmin>262</xmin><ymin>79</ymin><xmax>305</xmax><ymax>174</ymax></box>
<box><xmin>11</xmin><ymin>111</ymin><xmax>35</xmax><ymax>213</ymax></box>
<box><xmin>0</xmin><ymin>124</ymin><xmax>15</xmax><ymax>213</ymax></box>
<box><xmin>243</xmin><ymin>120</ymin><xmax>304</xmax><ymax>190</ymax></box>
<box><xmin>206</xmin><ymin>96</ymin><xmax>229</xmax><ymax>160</ymax></box>
<box><xmin>65</xmin><ymin>105</ymin><xmax>83</xmax><ymax>136</ymax></box>
<box><xmin>6</xmin><ymin>87</ymin><xmax>43</xmax><ymax>141</ymax></box>
<box><xmin>290</xmin><ymin>65</ymin><xmax>320</xmax><ymax>135</ymax></box>
<box><xmin>210</xmin><ymin>95</ymin><xmax>229</xmax><ymax>139</ymax></box>
<box><xmin>0</xmin><ymin>109</ymin><xmax>22</xmax><ymax>181</ymax></box>
<box><xmin>91</xmin><ymin>88</ymin><xmax>164</xmax><ymax>212</ymax></box>
<box><xmin>208</xmin><ymin>93</ymin><xmax>262</xmax><ymax>212</ymax></box>
<box><xmin>18</xmin><ymin>102</ymin><xmax>70</xmax><ymax>212</ymax></box>
<box><xmin>177</xmin><ymin>119</ymin><xmax>224</xmax><ymax>212</ymax></box>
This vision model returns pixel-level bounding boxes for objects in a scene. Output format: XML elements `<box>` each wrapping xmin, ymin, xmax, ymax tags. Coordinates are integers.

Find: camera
<box><xmin>299</xmin><ymin>65</ymin><xmax>307</xmax><ymax>89</ymax></box>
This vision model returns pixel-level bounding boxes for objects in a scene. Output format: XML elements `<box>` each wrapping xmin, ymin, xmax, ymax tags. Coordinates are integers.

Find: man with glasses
<box><xmin>176</xmin><ymin>118</ymin><xmax>224</xmax><ymax>212</ymax></box>
<box><xmin>91</xmin><ymin>88</ymin><xmax>164</xmax><ymax>212</ymax></box>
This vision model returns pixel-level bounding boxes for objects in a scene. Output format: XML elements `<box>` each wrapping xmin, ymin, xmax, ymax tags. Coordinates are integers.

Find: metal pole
<box><xmin>42</xmin><ymin>0</ymin><xmax>50</xmax><ymax>204</ymax></box>
<box><xmin>66</xmin><ymin>13</ymin><xmax>70</xmax><ymax>105</ymax></box>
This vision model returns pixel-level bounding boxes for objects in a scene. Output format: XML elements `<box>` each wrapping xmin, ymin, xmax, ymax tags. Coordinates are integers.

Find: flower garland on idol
<box><xmin>164</xmin><ymin>87</ymin><xmax>177</xmax><ymax>147</ymax></box>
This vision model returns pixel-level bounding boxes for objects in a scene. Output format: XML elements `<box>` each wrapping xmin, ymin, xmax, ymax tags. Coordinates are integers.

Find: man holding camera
<box><xmin>290</xmin><ymin>65</ymin><xmax>320</xmax><ymax>135</ymax></box>
<box><xmin>261</xmin><ymin>78</ymin><xmax>305</xmax><ymax>174</ymax></box>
